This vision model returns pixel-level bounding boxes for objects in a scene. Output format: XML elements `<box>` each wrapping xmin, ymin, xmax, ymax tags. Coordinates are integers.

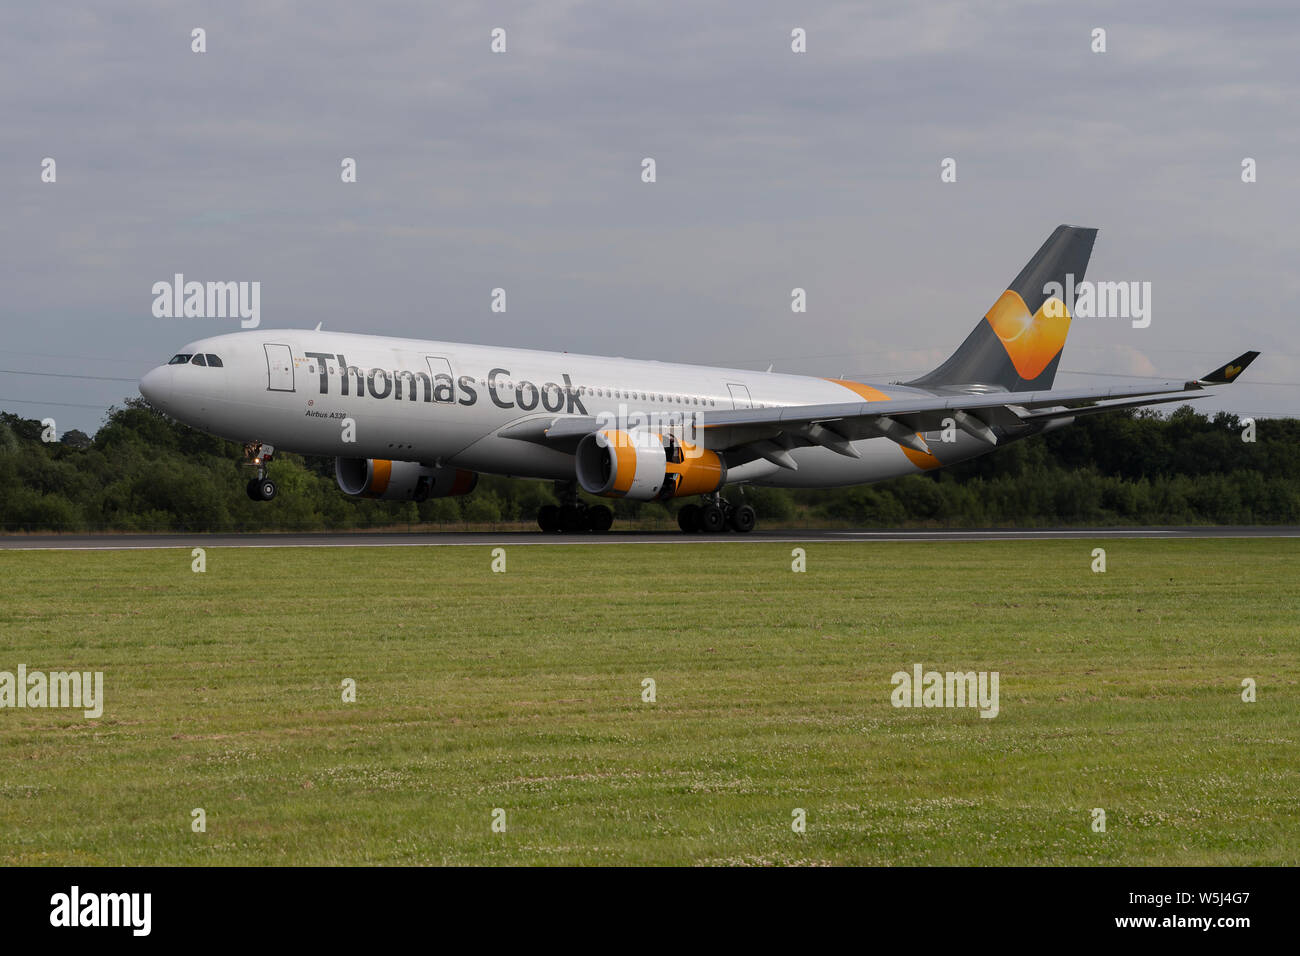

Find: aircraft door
<box><xmin>265</xmin><ymin>344</ymin><xmax>294</xmax><ymax>391</ymax></box>
<box><xmin>425</xmin><ymin>356</ymin><xmax>455</xmax><ymax>403</ymax></box>
<box><xmin>726</xmin><ymin>383</ymin><xmax>752</xmax><ymax>408</ymax></box>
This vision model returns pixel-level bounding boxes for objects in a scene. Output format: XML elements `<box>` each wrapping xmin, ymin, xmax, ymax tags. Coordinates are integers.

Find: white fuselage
<box><xmin>139</xmin><ymin>329</ymin><xmax>992</xmax><ymax>488</ymax></box>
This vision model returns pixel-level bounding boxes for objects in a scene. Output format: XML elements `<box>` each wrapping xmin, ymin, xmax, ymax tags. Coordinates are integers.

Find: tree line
<box><xmin>0</xmin><ymin>399</ymin><xmax>1295</xmax><ymax>532</ymax></box>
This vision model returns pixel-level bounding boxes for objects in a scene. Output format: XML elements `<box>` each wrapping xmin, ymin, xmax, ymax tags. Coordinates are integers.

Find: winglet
<box><xmin>1198</xmin><ymin>351</ymin><xmax>1260</xmax><ymax>385</ymax></box>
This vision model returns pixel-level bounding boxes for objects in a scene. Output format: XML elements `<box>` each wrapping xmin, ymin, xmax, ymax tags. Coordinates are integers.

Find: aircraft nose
<box><xmin>138</xmin><ymin>366</ymin><xmax>173</xmax><ymax>407</ymax></box>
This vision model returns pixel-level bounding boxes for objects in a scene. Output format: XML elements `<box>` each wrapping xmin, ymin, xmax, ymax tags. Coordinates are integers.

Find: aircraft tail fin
<box><xmin>906</xmin><ymin>224</ymin><xmax>1098</xmax><ymax>392</ymax></box>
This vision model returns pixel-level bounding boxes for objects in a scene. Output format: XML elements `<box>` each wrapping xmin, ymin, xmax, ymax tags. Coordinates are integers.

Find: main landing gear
<box><xmin>243</xmin><ymin>441</ymin><xmax>277</xmax><ymax>502</ymax></box>
<box><xmin>537</xmin><ymin>481</ymin><xmax>613</xmax><ymax>533</ymax></box>
<box><xmin>677</xmin><ymin>495</ymin><xmax>756</xmax><ymax>534</ymax></box>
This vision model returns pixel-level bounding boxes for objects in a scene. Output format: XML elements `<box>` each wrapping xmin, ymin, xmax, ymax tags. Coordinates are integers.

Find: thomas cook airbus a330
<box><xmin>138</xmin><ymin>225</ymin><xmax>1258</xmax><ymax>533</ymax></box>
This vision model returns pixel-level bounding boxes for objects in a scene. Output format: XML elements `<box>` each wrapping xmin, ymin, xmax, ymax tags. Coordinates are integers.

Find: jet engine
<box><xmin>335</xmin><ymin>458</ymin><xmax>478</xmax><ymax>502</ymax></box>
<box><xmin>574</xmin><ymin>430</ymin><xmax>726</xmax><ymax>501</ymax></box>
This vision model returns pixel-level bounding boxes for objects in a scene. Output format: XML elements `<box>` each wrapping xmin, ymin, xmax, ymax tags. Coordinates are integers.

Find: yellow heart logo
<box><xmin>984</xmin><ymin>290</ymin><xmax>1071</xmax><ymax>380</ymax></box>
<box><xmin>1224</xmin><ymin>364</ymin><xmax>1242</xmax><ymax>379</ymax></box>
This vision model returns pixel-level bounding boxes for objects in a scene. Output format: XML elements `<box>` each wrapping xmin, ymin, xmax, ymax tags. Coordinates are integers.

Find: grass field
<box><xmin>0</xmin><ymin>539</ymin><xmax>1296</xmax><ymax>866</ymax></box>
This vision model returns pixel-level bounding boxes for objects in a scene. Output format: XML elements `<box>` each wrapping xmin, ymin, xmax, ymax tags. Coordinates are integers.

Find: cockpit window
<box><xmin>205</xmin><ymin>354</ymin><xmax>223</xmax><ymax>367</ymax></box>
<box><xmin>168</xmin><ymin>354</ymin><xmax>192</xmax><ymax>365</ymax></box>
<box><xmin>191</xmin><ymin>353</ymin><xmax>207</xmax><ymax>366</ymax></box>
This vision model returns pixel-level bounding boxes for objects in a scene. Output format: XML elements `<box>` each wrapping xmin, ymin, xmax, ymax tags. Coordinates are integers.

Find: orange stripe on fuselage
<box><xmin>902</xmin><ymin>442</ymin><xmax>942</xmax><ymax>470</ymax></box>
<box><xmin>826</xmin><ymin>379</ymin><xmax>940</xmax><ymax>469</ymax></box>
<box><xmin>825</xmin><ymin>378</ymin><xmax>891</xmax><ymax>402</ymax></box>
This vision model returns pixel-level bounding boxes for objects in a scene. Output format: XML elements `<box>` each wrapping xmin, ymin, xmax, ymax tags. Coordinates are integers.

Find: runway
<box><xmin>1</xmin><ymin>527</ymin><xmax>1297</xmax><ymax>550</ymax></box>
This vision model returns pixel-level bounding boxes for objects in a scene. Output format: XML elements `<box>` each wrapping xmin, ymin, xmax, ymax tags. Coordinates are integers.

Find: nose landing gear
<box><xmin>243</xmin><ymin>442</ymin><xmax>277</xmax><ymax>502</ymax></box>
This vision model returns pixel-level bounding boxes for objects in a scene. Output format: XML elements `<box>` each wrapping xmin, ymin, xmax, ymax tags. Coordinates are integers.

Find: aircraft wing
<box><xmin>696</xmin><ymin>351</ymin><xmax>1260</xmax><ymax>463</ymax></box>
<box><xmin>505</xmin><ymin>351</ymin><xmax>1260</xmax><ymax>463</ymax></box>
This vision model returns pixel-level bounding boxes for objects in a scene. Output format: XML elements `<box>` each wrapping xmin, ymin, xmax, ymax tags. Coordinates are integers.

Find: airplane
<box><xmin>138</xmin><ymin>225</ymin><xmax>1259</xmax><ymax>534</ymax></box>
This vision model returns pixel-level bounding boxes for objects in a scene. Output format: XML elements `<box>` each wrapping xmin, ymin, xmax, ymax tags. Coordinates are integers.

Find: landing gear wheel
<box><xmin>695</xmin><ymin>502</ymin><xmax>725</xmax><ymax>533</ymax></box>
<box><xmin>537</xmin><ymin>504</ymin><xmax>560</xmax><ymax>533</ymax></box>
<box><xmin>729</xmin><ymin>503</ymin><xmax>757</xmax><ymax>533</ymax></box>
<box><xmin>559</xmin><ymin>504</ymin><xmax>587</xmax><ymax>533</ymax></box>
<box><xmin>242</xmin><ymin>441</ymin><xmax>277</xmax><ymax>503</ymax></box>
<box><xmin>586</xmin><ymin>505</ymin><xmax>613</xmax><ymax>533</ymax></box>
<box><xmin>677</xmin><ymin>503</ymin><xmax>700</xmax><ymax>533</ymax></box>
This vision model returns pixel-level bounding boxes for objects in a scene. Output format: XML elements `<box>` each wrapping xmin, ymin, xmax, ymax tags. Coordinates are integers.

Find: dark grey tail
<box><xmin>907</xmin><ymin>225</ymin><xmax>1098</xmax><ymax>392</ymax></box>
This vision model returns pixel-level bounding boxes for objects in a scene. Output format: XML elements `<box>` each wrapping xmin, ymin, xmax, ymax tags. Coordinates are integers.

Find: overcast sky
<box><xmin>2</xmin><ymin>0</ymin><xmax>1297</xmax><ymax>435</ymax></box>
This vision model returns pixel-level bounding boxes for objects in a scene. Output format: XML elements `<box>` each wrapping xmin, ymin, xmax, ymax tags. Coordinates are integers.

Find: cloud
<box><xmin>0</xmin><ymin>0</ymin><xmax>1296</xmax><ymax>432</ymax></box>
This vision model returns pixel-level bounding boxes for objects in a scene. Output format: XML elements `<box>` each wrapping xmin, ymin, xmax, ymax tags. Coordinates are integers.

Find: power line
<box><xmin>0</xmin><ymin>368</ymin><xmax>138</xmax><ymax>383</ymax></box>
<box><xmin>1059</xmin><ymin>369</ymin><xmax>1298</xmax><ymax>387</ymax></box>
<box><xmin>0</xmin><ymin>397</ymin><xmax>118</xmax><ymax>410</ymax></box>
<box><xmin>709</xmin><ymin>345</ymin><xmax>1300</xmax><ymax>367</ymax></box>
<box><xmin>0</xmin><ymin>348</ymin><xmax>145</xmax><ymax>365</ymax></box>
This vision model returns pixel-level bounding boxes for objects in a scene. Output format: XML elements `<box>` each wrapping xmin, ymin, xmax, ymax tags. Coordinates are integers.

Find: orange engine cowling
<box><xmin>574</xmin><ymin>430</ymin><xmax>726</xmax><ymax>501</ymax></box>
<box><xmin>335</xmin><ymin>458</ymin><xmax>478</xmax><ymax>502</ymax></box>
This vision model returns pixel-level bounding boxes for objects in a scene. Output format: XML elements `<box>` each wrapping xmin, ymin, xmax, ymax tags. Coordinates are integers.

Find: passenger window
<box><xmin>206</xmin><ymin>354</ymin><xmax>223</xmax><ymax>367</ymax></box>
<box><xmin>191</xmin><ymin>354</ymin><xmax>207</xmax><ymax>366</ymax></box>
